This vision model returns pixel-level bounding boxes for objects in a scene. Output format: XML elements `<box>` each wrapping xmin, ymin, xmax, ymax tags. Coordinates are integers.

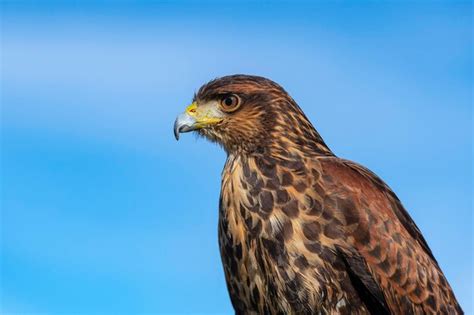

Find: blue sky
<box><xmin>1</xmin><ymin>1</ymin><xmax>472</xmax><ymax>314</ymax></box>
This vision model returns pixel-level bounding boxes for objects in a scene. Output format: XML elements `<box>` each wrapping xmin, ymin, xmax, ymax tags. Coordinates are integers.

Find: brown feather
<box><xmin>189</xmin><ymin>75</ymin><xmax>462</xmax><ymax>314</ymax></box>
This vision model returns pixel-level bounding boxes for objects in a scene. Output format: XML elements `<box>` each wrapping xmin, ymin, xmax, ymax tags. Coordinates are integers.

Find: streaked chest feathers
<box><xmin>218</xmin><ymin>154</ymin><xmax>357</xmax><ymax>314</ymax></box>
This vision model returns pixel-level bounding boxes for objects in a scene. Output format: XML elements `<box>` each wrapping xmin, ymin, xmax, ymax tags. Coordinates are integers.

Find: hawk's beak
<box><xmin>174</xmin><ymin>112</ymin><xmax>197</xmax><ymax>140</ymax></box>
<box><xmin>174</xmin><ymin>102</ymin><xmax>222</xmax><ymax>140</ymax></box>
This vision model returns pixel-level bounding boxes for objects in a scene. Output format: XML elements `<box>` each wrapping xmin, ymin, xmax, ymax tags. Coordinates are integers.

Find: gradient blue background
<box><xmin>1</xmin><ymin>1</ymin><xmax>472</xmax><ymax>314</ymax></box>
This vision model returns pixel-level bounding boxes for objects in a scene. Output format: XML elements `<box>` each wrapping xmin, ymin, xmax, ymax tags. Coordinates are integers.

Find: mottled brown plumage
<box><xmin>174</xmin><ymin>75</ymin><xmax>462</xmax><ymax>314</ymax></box>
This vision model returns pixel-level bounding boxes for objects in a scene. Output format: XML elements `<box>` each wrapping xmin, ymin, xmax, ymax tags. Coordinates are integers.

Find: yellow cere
<box><xmin>185</xmin><ymin>102</ymin><xmax>222</xmax><ymax>126</ymax></box>
<box><xmin>185</xmin><ymin>102</ymin><xmax>198</xmax><ymax>115</ymax></box>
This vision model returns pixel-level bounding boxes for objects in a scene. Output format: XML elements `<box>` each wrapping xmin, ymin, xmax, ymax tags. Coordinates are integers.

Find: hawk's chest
<box><xmin>219</xmin><ymin>155</ymin><xmax>258</xmax><ymax>250</ymax></box>
<box><xmin>218</xmin><ymin>154</ymin><xmax>313</xmax><ymax>313</ymax></box>
<box><xmin>218</xmin><ymin>155</ymin><xmax>271</xmax><ymax>309</ymax></box>
<box><xmin>219</xmin><ymin>155</ymin><xmax>264</xmax><ymax>245</ymax></box>
<box><xmin>217</xmin><ymin>154</ymin><xmax>343</xmax><ymax>313</ymax></box>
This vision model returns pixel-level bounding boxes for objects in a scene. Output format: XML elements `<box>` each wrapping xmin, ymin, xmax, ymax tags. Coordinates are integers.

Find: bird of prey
<box><xmin>174</xmin><ymin>75</ymin><xmax>462</xmax><ymax>314</ymax></box>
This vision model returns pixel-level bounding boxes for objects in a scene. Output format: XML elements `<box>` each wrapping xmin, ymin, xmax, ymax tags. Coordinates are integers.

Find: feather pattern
<box><xmin>189</xmin><ymin>75</ymin><xmax>462</xmax><ymax>314</ymax></box>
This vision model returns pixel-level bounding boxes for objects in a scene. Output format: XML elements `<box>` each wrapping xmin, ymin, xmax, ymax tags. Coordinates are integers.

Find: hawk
<box><xmin>174</xmin><ymin>75</ymin><xmax>462</xmax><ymax>314</ymax></box>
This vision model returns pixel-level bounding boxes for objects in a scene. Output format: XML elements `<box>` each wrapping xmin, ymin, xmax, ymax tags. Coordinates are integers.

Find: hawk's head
<box><xmin>174</xmin><ymin>75</ymin><xmax>331</xmax><ymax>156</ymax></box>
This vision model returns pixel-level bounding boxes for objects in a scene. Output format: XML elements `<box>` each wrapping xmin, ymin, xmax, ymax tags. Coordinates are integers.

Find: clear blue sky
<box><xmin>1</xmin><ymin>1</ymin><xmax>472</xmax><ymax>314</ymax></box>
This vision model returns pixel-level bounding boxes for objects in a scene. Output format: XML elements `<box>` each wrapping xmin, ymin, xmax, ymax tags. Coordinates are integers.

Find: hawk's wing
<box><xmin>317</xmin><ymin>157</ymin><xmax>462</xmax><ymax>314</ymax></box>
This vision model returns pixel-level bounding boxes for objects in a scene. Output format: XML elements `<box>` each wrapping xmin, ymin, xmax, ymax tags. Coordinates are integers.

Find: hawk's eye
<box><xmin>219</xmin><ymin>94</ymin><xmax>240</xmax><ymax>112</ymax></box>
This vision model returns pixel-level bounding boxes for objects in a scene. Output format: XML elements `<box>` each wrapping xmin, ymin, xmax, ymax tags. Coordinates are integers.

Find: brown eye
<box><xmin>219</xmin><ymin>94</ymin><xmax>240</xmax><ymax>112</ymax></box>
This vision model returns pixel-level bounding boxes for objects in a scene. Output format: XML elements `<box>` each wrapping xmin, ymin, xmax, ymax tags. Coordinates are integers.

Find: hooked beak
<box><xmin>173</xmin><ymin>102</ymin><xmax>223</xmax><ymax>140</ymax></box>
<box><xmin>173</xmin><ymin>112</ymin><xmax>197</xmax><ymax>140</ymax></box>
